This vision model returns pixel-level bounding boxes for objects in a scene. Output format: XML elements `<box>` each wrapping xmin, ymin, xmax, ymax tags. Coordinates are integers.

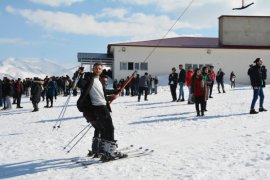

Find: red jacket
<box><xmin>186</xmin><ymin>70</ymin><xmax>194</xmax><ymax>87</ymax></box>
<box><xmin>209</xmin><ymin>70</ymin><xmax>216</xmax><ymax>81</ymax></box>
<box><xmin>194</xmin><ymin>77</ymin><xmax>204</xmax><ymax>97</ymax></box>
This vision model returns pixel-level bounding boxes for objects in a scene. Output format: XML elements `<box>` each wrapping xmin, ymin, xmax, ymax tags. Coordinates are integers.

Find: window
<box><xmin>199</xmin><ymin>64</ymin><xmax>204</xmax><ymax>69</ymax></box>
<box><xmin>135</xmin><ymin>63</ymin><xmax>140</xmax><ymax>70</ymax></box>
<box><xmin>128</xmin><ymin>62</ymin><xmax>134</xmax><ymax>70</ymax></box>
<box><xmin>120</xmin><ymin>62</ymin><xmax>127</xmax><ymax>70</ymax></box>
<box><xmin>185</xmin><ymin>64</ymin><xmax>192</xmax><ymax>70</ymax></box>
<box><xmin>192</xmin><ymin>64</ymin><xmax>198</xmax><ymax>70</ymax></box>
<box><xmin>140</xmin><ymin>62</ymin><xmax>148</xmax><ymax>71</ymax></box>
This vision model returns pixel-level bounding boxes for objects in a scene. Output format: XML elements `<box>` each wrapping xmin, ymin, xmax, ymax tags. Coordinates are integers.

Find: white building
<box><xmin>79</xmin><ymin>15</ymin><xmax>270</xmax><ymax>84</ymax></box>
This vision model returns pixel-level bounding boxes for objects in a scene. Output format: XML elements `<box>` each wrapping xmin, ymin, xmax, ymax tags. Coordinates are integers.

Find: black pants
<box><xmin>83</xmin><ymin>105</ymin><xmax>114</xmax><ymax>141</ymax></box>
<box><xmin>138</xmin><ymin>87</ymin><xmax>148</xmax><ymax>101</ymax></box>
<box><xmin>46</xmin><ymin>96</ymin><xmax>53</xmax><ymax>107</ymax></box>
<box><xmin>209</xmin><ymin>81</ymin><xmax>214</xmax><ymax>96</ymax></box>
<box><xmin>32</xmin><ymin>101</ymin><xmax>39</xmax><ymax>110</ymax></box>
<box><xmin>16</xmin><ymin>93</ymin><xmax>22</xmax><ymax>107</ymax></box>
<box><xmin>170</xmin><ymin>84</ymin><xmax>177</xmax><ymax>101</ymax></box>
<box><xmin>217</xmin><ymin>81</ymin><xmax>225</xmax><ymax>92</ymax></box>
<box><xmin>195</xmin><ymin>96</ymin><xmax>206</xmax><ymax>113</ymax></box>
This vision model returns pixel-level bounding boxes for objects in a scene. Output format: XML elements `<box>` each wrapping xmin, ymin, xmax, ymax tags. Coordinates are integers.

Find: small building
<box><xmin>79</xmin><ymin>15</ymin><xmax>270</xmax><ymax>84</ymax></box>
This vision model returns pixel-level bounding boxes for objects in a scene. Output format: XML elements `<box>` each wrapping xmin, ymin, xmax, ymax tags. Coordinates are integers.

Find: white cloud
<box><xmin>6</xmin><ymin>0</ymin><xmax>270</xmax><ymax>42</ymax></box>
<box><xmin>5</xmin><ymin>6</ymin><xmax>200</xmax><ymax>41</ymax></box>
<box><xmin>97</xmin><ymin>8</ymin><xmax>128</xmax><ymax>19</ymax></box>
<box><xmin>28</xmin><ymin>0</ymin><xmax>85</xmax><ymax>7</ymax></box>
<box><xmin>0</xmin><ymin>38</ymin><xmax>29</xmax><ymax>45</ymax></box>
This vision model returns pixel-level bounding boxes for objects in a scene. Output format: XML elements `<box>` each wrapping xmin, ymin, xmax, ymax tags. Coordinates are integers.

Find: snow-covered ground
<box><xmin>1</xmin><ymin>83</ymin><xmax>270</xmax><ymax>180</ymax></box>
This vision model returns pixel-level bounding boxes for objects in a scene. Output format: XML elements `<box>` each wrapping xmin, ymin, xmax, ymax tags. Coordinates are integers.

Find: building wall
<box><xmin>219</xmin><ymin>16</ymin><xmax>270</xmax><ymax>46</ymax></box>
<box><xmin>112</xmin><ymin>46</ymin><xmax>270</xmax><ymax>84</ymax></box>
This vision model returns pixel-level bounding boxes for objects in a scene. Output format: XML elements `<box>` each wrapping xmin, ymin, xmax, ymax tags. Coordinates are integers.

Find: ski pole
<box><xmin>66</xmin><ymin>125</ymin><xmax>92</xmax><ymax>153</ymax></box>
<box><xmin>63</xmin><ymin>124</ymin><xmax>92</xmax><ymax>150</ymax></box>
<box><xmin>52</xmin><ymin>94</ymin><xmax>71</xmax><ymax>129</ymax></box>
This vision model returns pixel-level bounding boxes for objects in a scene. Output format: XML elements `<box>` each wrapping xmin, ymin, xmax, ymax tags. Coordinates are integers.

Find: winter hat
<box><xmin>254</xmin><ymin>58</ymin><xmax>261</xmax><ymax>63</ymax></box>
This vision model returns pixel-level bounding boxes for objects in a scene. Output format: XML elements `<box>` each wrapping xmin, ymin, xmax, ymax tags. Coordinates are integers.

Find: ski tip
<box><xmin>130</xmin><ymin>145</ymin><xmax>134</xmax><ymax>147</ymax></box>
<box><xmin>57</xmin><ymin>125</ymin><xmax>61</xmax><ymax>128</ymax></box>
<box><xmin>139</xmin><ymin>147</ymin><xmax>143</xmax><ymax>149</ymax></box>
<box><xmin>63</xmin><ymin>147</ymin><xmax>66</xmax><ymax>150</ymax></box>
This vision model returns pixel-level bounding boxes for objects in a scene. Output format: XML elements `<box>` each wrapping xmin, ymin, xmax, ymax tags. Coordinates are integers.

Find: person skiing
<box><xmin>76</xmin><ymin>63</ymin><xmax>125</xmax><ymax>161</ymax></box>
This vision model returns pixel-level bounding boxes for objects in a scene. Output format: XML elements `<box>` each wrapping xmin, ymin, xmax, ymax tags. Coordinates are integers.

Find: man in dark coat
<box><xmin>248</xmin><ymin>58</ymin><xmax>267</xmax><ymax>114</ymax></box>
<box><xmin>30</xmin><ymin>77</ymin><xmax>42</xmax><ymax>112</ymax></box>
<box><xmin>15</xmin><ymin>78</ymin><xmax>23</xmax><ymax>108</ymax></box>
<box><xmin>44</xmin><ymin>77</ymin><xmax>56</xmax><ymax>108</ymax></box>
<box><xmin>177</xmin><ymin>64</ymin><xmax>186</xmax><ymax>102</ymax></box>
<box><xmin>76</xmin><ymin>63</ymin><xmax>124</xmax><ymax>161</ymax></box>
<box><xmin>138</xmin><ymin>72</ymin><xmax>150</xmax><ymax>102</ymax></box>
<box><xmin>216</xmin><ymin>68</ymin><xmax>226</xmax><ymax>93</ymax></box>
<box><xmin>168</xmin><ymin>67</ymin><xmax>178</xmax><ymax>102</ymax></box>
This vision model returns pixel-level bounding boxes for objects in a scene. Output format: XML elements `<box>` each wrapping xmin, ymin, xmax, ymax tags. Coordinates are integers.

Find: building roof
<box><xmin>77</xmin><ymin>52</ymin><xmax>113</xmax><ymax>64</ymax></box>
<box><xmin>108</xmin><ymin>36</ymin><xmax>270</xmax><ymax>53</ymax></box>
<box><xmin>108</xmin><ymin>37</ymin><xmax>219</xmax><ymax>49</ymax></box>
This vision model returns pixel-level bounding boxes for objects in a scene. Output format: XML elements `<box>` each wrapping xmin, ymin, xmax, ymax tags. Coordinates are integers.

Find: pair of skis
<box><xmin>73</xmin><ymin>145</ymin><xmax>154</xmax><ymax>167</ymax></box>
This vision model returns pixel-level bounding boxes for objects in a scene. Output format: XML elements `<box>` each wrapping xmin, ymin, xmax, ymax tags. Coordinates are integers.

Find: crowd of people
<box><xmin>0</xmin><ymin>75</ymin><xmax>73</xmax><ymax>112</ymax></box>
<box><xmin>0</xmin><ymin>58</ymin><xmax>267</xmax><ymax>162</ymax></box>
<box><xmin>168</xmin><ymin>58</ymin><xmax>267</xmax><ymax>116</ymax></box>
<box><xmin>112</xmin><ymin>73</ymin><xmax>159</xmax><ymax>102</ymax></box>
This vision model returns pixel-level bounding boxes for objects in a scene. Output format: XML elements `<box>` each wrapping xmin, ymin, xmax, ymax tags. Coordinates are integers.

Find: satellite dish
<box><xmin>233</xmin><ymin>0</ymin><xmax>254</xmax><ymax>10</ymax></box>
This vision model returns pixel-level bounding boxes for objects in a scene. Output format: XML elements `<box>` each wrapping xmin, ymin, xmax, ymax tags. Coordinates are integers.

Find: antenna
<box><xmin>233</xmin><ymin>0</ymin><xmax>254</xmax><ymax>10</ymax></box>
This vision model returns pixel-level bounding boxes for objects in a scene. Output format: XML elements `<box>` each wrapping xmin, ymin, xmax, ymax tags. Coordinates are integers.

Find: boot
<box><xmin>250</xmin><ymin>109</ymin><xmax>258</xmax><ymax>114</ymax></box>
<box><xmin>259</xmin><ymin>107</ymin><xmax>267</xmax><ymax>112</ymax></box>
<box><xmin>196</xmin><ymin>110</ymin><xmax>200</xmax><ymax>116</ymax></box>
<box><xmin>100</xmin><ymin>140</ymin><xmax>117</xmax><ymax>162</ymax></box>
<box><xmin>50</xmin><ymin>101</ymin><xmax>53</xmax><ymax>108</ymax></box>
<box><xmin>87</xmin><ymin>137</ymin><xmax>101</xmax><ymax>157</ymax></box>
<box><xmin>201</xmin><ymin>110</ymin><xmax>204</xmax><ymax>116</ymax></box>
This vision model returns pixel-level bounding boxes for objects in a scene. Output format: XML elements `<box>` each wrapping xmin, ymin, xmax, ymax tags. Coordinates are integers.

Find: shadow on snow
<box><xmin>129</xmin><ymin>112</ymin><xmax>249</xmax><ymax>125</ymax></box>
<box><xmin>0</xmin><ymin>157</ymin><xmax>86</xmax><ymax>179</ymax></box>
<box><xmin>34</xmin><ymin>116</ymin><xmax>84</xmax><ymax>123</ymax></box>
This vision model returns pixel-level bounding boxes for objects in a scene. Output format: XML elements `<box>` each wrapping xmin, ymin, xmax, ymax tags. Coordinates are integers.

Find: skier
<box><xmin>76</xmin><ymin>63</ymin><xmax>125</xmax><ymax>161</ymax></box>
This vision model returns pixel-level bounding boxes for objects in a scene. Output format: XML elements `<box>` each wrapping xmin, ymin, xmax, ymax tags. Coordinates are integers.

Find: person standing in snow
<box><xmin>186</xmin><ymin>66</ymin><xmax>194</xmax><ymax>104</ymax></box>
<box><xmin>248</xmin><ymin>58</ymin><xmax>267</xmax><ymax>114</ymax></box>
<box><xmin>202</xmin><ymin>66</ymin><xmax>211</xmax><ymax>112</ymax></box>
<box><xmin>14</xmin><ymin>78</ymin><xmax>23</xmax><ymax>108</ymax></box>
<box><xmin>138</xmin><ymin>72</ymin><xmax>150</xmax><ymax>102</ymax></box>
<box><xmin>230</xmin><ymin>71</ymin><xmax>236</xmax><ymax>88</ymax></box>
<box><xmin>44</xmin><ymin>77</ymin><xmax>56</xmax><ymax>108</ymax></box>
<box><xmin>191</xmin><ymin>68</ymin><xmax>207</xmax><ymax>116</ymax></box>
<box><xmin>168</xmin><ymin>67</ymin><xmax>178</xmax><ymax>102</ymax></box>
<box><xmin>216</xmin><ymin>68</ymin><xmax>226</xmax><ymax>93</ymax></box>
<box><xmin>76</xmin><ymin>63</ymin><xmax>125</xmax><ymax>161</ymax></box>
<box><xmin>177</xmin><ymin>64</ymin><xmax>186</xmax><ymax>102</ymax></box>
<box><xmin>30</xmin><ymin>77</ymin><xmax>43</xmax><ymax>112</ymax></box>
<box><xmin>208</xmin><ymin>65</ymin><xmax>216</xmax><ymax>98</ymax></box>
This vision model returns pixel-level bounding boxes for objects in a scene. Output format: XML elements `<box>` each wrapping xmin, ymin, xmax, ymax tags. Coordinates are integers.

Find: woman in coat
<box><xmin>191</xmin><ymin>68</ymin><xmax>208</xmax><ymax>116</ymax></box>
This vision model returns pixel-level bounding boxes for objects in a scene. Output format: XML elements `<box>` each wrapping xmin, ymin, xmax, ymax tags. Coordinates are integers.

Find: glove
<box><xmin>253</xmin><ymin>86</ymin><xmax>258</xmax><ymax>89</ymax></box>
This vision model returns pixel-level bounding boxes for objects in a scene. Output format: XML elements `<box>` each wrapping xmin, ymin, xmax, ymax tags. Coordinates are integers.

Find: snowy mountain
<box><xmin>0</xmin><ymin>57</ymin><xmax>76</xmax><ymax>79</ymax></box>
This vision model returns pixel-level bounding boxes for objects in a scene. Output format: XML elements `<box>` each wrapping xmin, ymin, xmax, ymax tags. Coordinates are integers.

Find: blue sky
<box><xmin>0</xmin><ymin>0</ymin><xmax>269</xmax><ymax>66</ymax></box>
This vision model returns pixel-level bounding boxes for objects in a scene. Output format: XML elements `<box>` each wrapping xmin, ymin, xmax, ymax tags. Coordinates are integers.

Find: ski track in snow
<box><xmin>1</xmin><ymin>84</ymin><xmax>270</xmax><ymax>179</ymax></box>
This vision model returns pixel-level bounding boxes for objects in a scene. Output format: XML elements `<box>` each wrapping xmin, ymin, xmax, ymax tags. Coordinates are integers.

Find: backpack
<box><xmin>76</xmin><ymin>80</ymin><xmax>93</xmax><ymax>112</ymax></box>
<box><xmin>77</xmin><ymin>92</ymin><xmax>93</xmax><ymax>112</ymax></box>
